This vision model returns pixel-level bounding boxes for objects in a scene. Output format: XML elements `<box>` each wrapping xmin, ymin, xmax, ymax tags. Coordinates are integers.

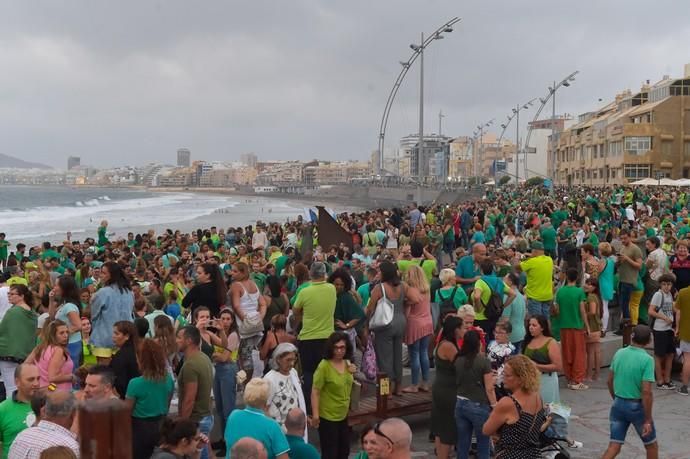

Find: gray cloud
<box><xmin>0</xmin><ymin>0</ymin><xmax>689</xmax><ymax>168</ymax></box>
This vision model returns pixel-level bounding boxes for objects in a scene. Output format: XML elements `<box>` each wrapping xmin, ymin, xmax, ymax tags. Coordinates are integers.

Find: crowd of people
<box><xmin>0</xmin><ymin>183</ymin><xmax>688</xmax><ymax>458</ymax></box>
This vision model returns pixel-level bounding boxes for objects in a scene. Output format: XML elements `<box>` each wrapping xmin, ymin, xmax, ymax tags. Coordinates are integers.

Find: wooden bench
<box><xmin>348</xmin><ymin>373</ymin><xmax>432</xmax><ymax>427</ymax></box>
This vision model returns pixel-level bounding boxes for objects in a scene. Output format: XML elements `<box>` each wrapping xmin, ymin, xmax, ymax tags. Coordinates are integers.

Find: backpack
<box><xmin>439</xmin><ymin>286</ymin><xmax>458</xmax><ymax>317</ymax></box>
<box><xmin>481</xmin><ymin>276</ymin><xmax>504</xmax><ymax>321</ymax></box>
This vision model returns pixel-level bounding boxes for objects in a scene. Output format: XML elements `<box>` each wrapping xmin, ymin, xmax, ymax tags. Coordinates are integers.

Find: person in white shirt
<box><xmin>252</xmin><ymin>225</ymin><xmax>269</xmax><ymax>251</ymax></box>
<box><xmin>9</xmin><ymin>390</ymin><xmax>79</xmax><ymax>459</ymax></box>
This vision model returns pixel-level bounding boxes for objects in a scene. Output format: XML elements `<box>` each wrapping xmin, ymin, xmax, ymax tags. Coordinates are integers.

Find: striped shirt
<box><xmin>8</xmin><ymin>421</ymin><xmax>79</xmax><ymax>459</ymax></box>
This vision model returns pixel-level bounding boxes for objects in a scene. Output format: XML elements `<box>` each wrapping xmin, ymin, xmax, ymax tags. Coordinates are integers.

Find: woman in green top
<box><xmin>0</xmin><ymin>285</ymin><xmax>37</xmax><ymax>394</ymax></box>
<box><xmin>329</xmin><ymin>269</ymin><xmax>365</xmax><ymax>336</ymax></box>
<box><xmin>80</xmin><ymin>316</ymin><xmax>97</xmax><ymax>366</ymax></box>
<box><xmin>311</xmin><ymin>331</ymin><xmax>356</xmax><ymax>459</ymax></box>
<box><xmin>126</xmin><ymin>339</ymin><xmax>175</xmax><ymax>459</ymax></box>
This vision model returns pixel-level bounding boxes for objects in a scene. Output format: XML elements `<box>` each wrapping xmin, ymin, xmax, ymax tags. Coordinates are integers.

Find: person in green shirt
<box><xmin>126</xmin><ymin>340</ymin><xmax>175</xmax><ymax>459</ymax></box>
<box><xmin>554</xmin><ymin>268</ymin><xmax>590</xmax><ymax>390</ymax></box>
<box><xmin>97</xmin><ymin>220</ymin><xmax>109</xmax><ymax>246</ymax></box>
<box><xmin>311</xmin><ymin>332</ymin><xmax>355</xmax><ymax>459</ymax></box>
<box><xmin>285</xmin><ymin>408</ymin><xmax>319</xmax><ymax>459</ymax></box>
<box><xmin>603</xmin><ymin>325</ymin><xmax>657</xmax><ymax>459</ymax></box>
<box><xmin>397</xmin><ymin>241</ymin><xmax>437</xmax><ymax>283</ymax></box>
<box><xmin>293</xmin><ymin>262</ymin><xmax>336</xmax><ymax>415</ymax></box>
<box><xmin>0</xmin><ymin>364</ymin><xmax>40</xmax><ymax>459</ymax></box>
<box><xmin>0</xmin><ymin>233</ymin><xmax>9</xmax><ymax>271</ymax></box>
<box><xmin>539</xmin><ymin>220</ymin><xmax>558</xmax><ymax>259</ymax></box>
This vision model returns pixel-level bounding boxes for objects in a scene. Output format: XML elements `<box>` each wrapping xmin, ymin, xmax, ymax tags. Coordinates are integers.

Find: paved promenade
<box><xmin>346</xmin><ymin>368</ymin><xmax>690</xmax><ymax>458</ymax></box>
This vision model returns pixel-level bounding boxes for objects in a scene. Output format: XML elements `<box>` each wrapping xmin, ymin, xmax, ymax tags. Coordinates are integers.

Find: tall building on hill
<box><xmin>240</xmin><ymin>153</ymin><xmax>258</xmax><ymax>167</ymax></box>
<box><xmin>177</xmin><ymin>148</ymin><xmax>191</xmax><ymax>167</ymax></box>
<box><xmin>67</xmin><ymin>156</ymin><xmax>80</xmax><ymax>170</ymax></box>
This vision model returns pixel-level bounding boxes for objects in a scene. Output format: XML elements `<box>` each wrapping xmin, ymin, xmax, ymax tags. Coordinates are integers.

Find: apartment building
<box><xmin>551</xmin><ymin>65</ymin><xmax>690</xmax><ymax>185</ymax></box>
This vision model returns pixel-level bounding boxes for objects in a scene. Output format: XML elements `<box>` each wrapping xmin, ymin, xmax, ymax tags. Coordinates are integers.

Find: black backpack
<box><xmin>439</xmin><ymin>286</ymin><xmax>458</xmax><ymax>317</ymax></box>
<box><xmin>481</xmin><ymin>276</ymin><xmax>504</xmax><ymax>321</ymax></box>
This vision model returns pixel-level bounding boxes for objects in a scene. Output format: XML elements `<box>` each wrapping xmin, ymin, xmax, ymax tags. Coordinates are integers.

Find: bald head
<box><xmin>230</xmin><ymin>437</ymin><xmax>268</xmax><ymax>459</ymax></box>
<box><xmin>379</xmin><ymin>417</ymin><xmax>412</xmax><ymax>452</ymax></box>
<box><xmin>472</xmin><ymin>243</ymin><xmax>487</xmax><ymax>259</ymax></box>
<box><xmin>284</xmin><ymin>408</ymin><xmax>306</xmax><ymax>435</ymax></box>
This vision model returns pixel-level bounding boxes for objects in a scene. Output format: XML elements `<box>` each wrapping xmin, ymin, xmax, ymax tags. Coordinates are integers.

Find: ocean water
<box><xmin>0</xmin><ymin>185</ymin><xmax>315</xmax><ymax>247</ymax></box>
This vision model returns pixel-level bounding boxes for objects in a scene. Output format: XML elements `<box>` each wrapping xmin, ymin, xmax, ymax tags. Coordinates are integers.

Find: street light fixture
<box><xmin>377</xmin><ymin>17</ymin><xmax>461</xmax><ymax>178</ymax></box>
<box><xmin>521</xmin><ymin>70</ymin><xmax>579</xmax><ymax>182</ymax></box>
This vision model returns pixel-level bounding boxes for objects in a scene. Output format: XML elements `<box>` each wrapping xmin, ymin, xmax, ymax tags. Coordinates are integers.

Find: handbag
<box><xmin>238</xmin><ymin>312</ymin><xmax>264</xmax><ymax>337</ymax></box>
<box><xmin>361</xmin><ymin>338</ymin><xmax>378</xmax><ymax>380</ymax></box>
<box><xmin>369</xmin><ymin>284</ymin><xmax>394</xmax><ymax>330</ymax></box>
<box><xmin>347</xmin><ymin>359</ymin><xmax>362</xmax><ymax>411</ymax></box>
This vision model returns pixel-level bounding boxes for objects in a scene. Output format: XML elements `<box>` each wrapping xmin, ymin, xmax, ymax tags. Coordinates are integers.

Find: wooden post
<box><xmin>376</xmin><ymin>372</ymin><xmax>389</xmax><ymax>417</ymax></box>
<box><xmin>79</xmin><ymin>399</ymin><xmax>132</xmax><ymax>459</ymax></box>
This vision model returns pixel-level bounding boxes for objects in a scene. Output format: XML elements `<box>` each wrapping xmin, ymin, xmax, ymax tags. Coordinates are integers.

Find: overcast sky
<box><xmin>1</xmin><ymin>0</ymin><xmax>689</xmax><ymax>168</ymax></box>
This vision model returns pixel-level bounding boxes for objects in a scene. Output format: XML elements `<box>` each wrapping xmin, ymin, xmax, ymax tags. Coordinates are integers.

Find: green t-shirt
<box><xmin>0</xmin><ymin>397</ymin><xmax>34</xmax><ymax>459</ymax></box>
<box><xmin>275</xmin><ymin>255</ymin><xmax>289</xmax><ymax>276</ymax></box>
<box><xmin>611</xmin><ymin>346</ymin><xmax>655</xmax><ymax>399</ymax></box>
<box><xmin>177</xmin><ymin>352</ymin><xmax>214</xmax><ymax>422</ymax></box>
<box><xmin>520</xmin><ymin>255</ymin><xmax>554</xmax><ymax>302</ymax></box>
<box><xmin>126</xmin><ymin>374</ymin><xmax>174</xmax><ymax>418</ymax></box>
<box><xmin>313</xmin><ymin>359</ymin><xmax>353</xmax><ymax>422</ymax></box>
<box><xmin>454</xmin><ymin>354</ymin><xmax>492</xmax><ymax>404</ymax></box>
<box><xmin>555</xmin><ymin>285</ymin><xmax>586</xmax><ymax>329</ymax></box>
<box><xmin>293</xmin><ymin>281</ymin><xmax>336</xmax><ymax>341</ymax></box>
<box><xmin>540</xmin><ymin>227</ymin><xmax>557</xmax><ymax>251</ymax></box>
<box><xmin>397</xmin><ymin>259</ymin><xmax>437</xmax><ymax>283</ymax></box>
<box><xmin>0</xmin><ymin>240</ymin><xmax>8</xmax><ymax>260</ymax></box>
<box><xmin>251</xmin><ymin>272</ymin><xmax>267</xmax><ymax>295</ymax></box>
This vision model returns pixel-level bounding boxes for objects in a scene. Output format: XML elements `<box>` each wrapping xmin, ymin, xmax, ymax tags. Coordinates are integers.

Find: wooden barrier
<box><xmin>79</xmin><ymin>399</ymin><xmax>132</xmax><ymax>459</ymax></box>
<box><xmin>348</xmin><ymin>372</ymin><xmax>432</xmax><ymax>427</ymax></box>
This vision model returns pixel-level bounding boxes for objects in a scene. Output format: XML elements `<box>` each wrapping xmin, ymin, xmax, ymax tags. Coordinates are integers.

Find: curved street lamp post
<box><xmin>377</xmin><ymin>17</ymin><xmax>461</xmax><ymax>179</ymax></box>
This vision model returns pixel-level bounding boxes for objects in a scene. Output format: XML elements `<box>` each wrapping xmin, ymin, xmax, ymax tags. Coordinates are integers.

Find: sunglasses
<box><xmin>373</xmin><ymin>422</ymin><xmax>394</xmax><ymax>445</ymax></box>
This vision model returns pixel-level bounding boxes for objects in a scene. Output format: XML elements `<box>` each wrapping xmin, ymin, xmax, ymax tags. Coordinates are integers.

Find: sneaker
<box><xmin>569</xmin><ymin>383</ymin><xmax>589</xmax><ymax>390</ymax></box>
<box><xmin>568</xmin><ymin>440</ymin><xmax>584</xmax><ymax>449</ymax></box>
<box><xmin>656</xmin><ymin>383</ymin><xmax>665</xmax><ymax>390</ymax></box>
<box><xmin>666</xmin><ymin>382</ymin><xmax>677</xmax><ymax>390</ymax></box>
<box><xmin>678</xmin><ymin>385</ymin><xmax>689</xmax><ymax>396</ymax></box>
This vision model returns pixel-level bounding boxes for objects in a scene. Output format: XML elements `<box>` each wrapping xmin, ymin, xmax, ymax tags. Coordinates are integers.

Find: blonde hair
<box><xmin>404</xmin><ymin>265</ymin><xmax>429</xmax><ymax>294</ymax></box>
<box><xmin>457</xmin><ymin>304</ymin><xmax>475</xmax><ymax>319</ymax></box>
<box><xmin>243</xmin><ymin>378</ymin><xmax>269</xmax><ymax>408</ymax></box>
<box><xmin>505</xmin><ymin>355</ymin><xmax>540</xmax><ymax>394</ymax></box>
<box><xmin>439</xmin><ymin>268</ymin><xmax>456</xmax><ymax>286</ymax></box>
<box><xmin>598</xmin><ymin>242</ymin><xmax>613</xmax><ymax>257</ymax></box>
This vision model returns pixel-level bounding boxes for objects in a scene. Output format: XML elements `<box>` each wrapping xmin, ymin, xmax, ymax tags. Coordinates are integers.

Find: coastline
<box><xmin>1</xmin><ymin>186</ymin><xmax>363</xmax><ymax>247</ymax></box>
<box><xmin>145</xmin><ymin>186</ymin><xmax>370</xmax><ymax>210</ymax></box>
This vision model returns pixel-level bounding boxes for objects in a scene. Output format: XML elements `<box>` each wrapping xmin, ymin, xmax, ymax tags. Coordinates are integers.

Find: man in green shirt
<box><xmin>0</xmin><ymin>233</ymin><xmax>8</xmax><ymax>271</ymax></box>
<box><xmin>539</xmin><ymin>219</ymin><xmax>558</xmax><ymax>259</ymax></box>
<box><xmin>285</xmin><ymin>408</ymin><xmax>319</xmax><ymax>459</ymax></box>
<box><xmin>0</xmin><ymin>364</ymin><xmax>40</xmax><ymax>459</ymax></box>
<box><xmin>293</xmin><ymin>262</ymin><xmax>336</xmax><ymax>415</ymax></box>
<box><xmin>555</xmin><ymin>268</ymin><xmax>590</xmax><ymax>390</ymax></box>
<box><xmin>176</xmin><ymin>326</ymin><xmax>214</xmax><ymax>459</ymax></box>
<box><xmin>519</xmin><ymin>242</ymin><xmax>554</xmax><ymax>318</ymax></box>
<box><xmin>603</xmin><ymin>325</ymin><xmax>657</xmax><ymax>459</ymax></box>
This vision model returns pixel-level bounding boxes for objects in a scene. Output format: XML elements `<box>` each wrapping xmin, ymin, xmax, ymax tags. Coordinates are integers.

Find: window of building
<box><xmin>586</xmin><ymin>170</ymin><xmax>591</xmax><ymax>179</ymax></box>
<box><xmin>624</xmin><ymin>136</ymin><xmax>652</xmax><ymax>155</ymax></box>
<box><xmin>600</xmin><ymin>168</ymin><xmax>604</xmax><ymax>179</ymax></box>
<box><xmin>624</xmin><ymin>164</ymin><xmax>651</xmax><ymax>179</ymax></box>
<box><xmin>611</xmin><ymin>169</ymin><xmax>617</xmax><ymax>179</ymax></box>
<box><xmin>685</xmin><ymin>142</ymin><xmax>690</xmax><ymax>158</ymax></box>
<box><xmin>593</xmin><ymin>170</ymin><xmax>598</xmax><ymax>179</ymax></box>
<box><xmin>662</xmin><ymin>141</ymin><xmax>673</xmax><ymax>157</ymax></box>
<box><xmin>608</xmin><ymin>141</ymin><xmax>622</xmax><ymax>157</ymax></box>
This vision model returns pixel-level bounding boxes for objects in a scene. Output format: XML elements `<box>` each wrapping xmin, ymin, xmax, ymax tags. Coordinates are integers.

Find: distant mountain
<box><xmin>0</xmin><ymin>153</ymin><xmax>52</xmax><ymax>169</ymax></box>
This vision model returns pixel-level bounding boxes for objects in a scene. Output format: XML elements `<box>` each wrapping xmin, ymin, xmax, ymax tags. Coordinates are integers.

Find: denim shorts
<box><xmin>609</xmin><ymin>397</ymin><xmax>656</xmax><ymax>445</ymax></box>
